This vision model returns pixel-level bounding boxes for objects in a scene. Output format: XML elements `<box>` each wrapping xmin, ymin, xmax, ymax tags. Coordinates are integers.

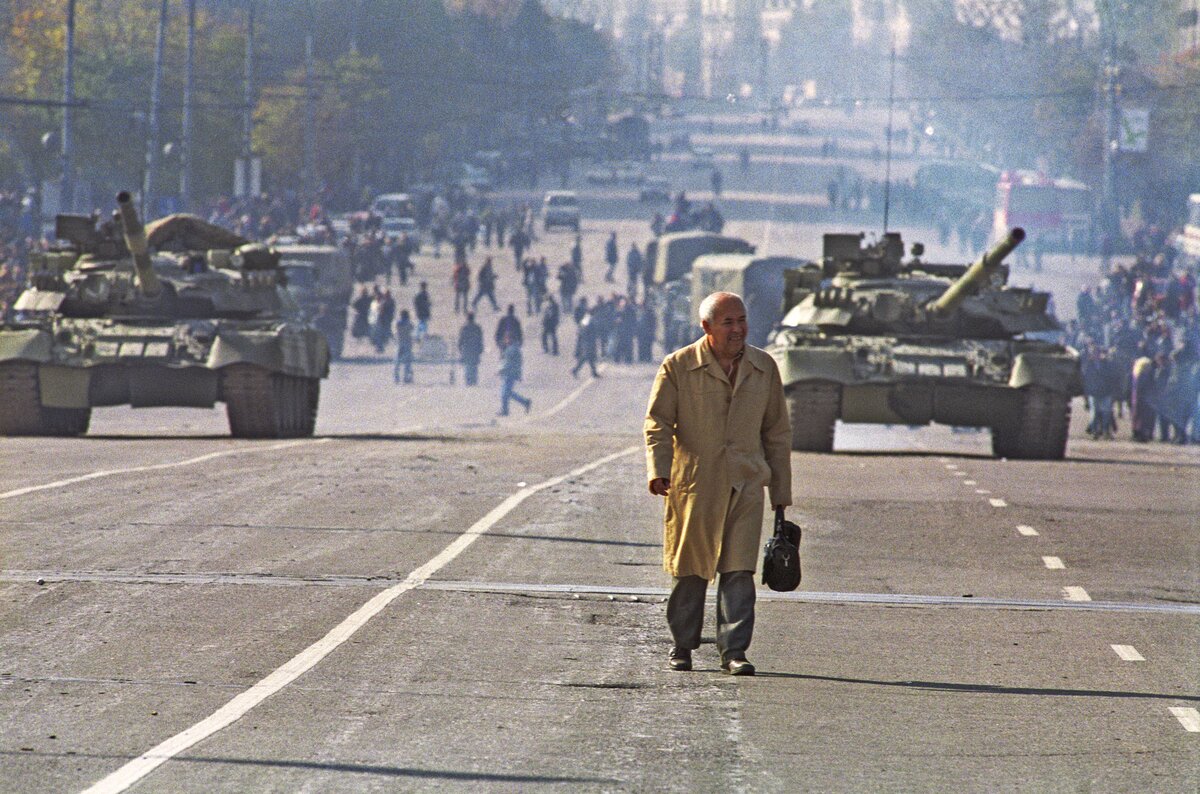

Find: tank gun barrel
<box><xmin>115</xmin><ymin>191</ymin><xmax>162</xmax><ymax>297</ymax></box>
<box><xmin>928</xmin><ymin>227</ymin><xmax>1024</xmax><ymax>315</ymax></box>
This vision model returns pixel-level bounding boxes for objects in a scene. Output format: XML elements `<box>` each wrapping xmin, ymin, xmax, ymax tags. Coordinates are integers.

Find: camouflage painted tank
<box><xmin>0</xmin><ymin>192</ymin><xmax>329</xmax><ymax>437</ymax></box>
<box><xmin>767</xmin><ymin>228</ymin><xmax>1082</xmax><ymax>459</ymax></box>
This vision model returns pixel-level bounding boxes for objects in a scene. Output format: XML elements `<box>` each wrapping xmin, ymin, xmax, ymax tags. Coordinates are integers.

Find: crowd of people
<box><xmin>1069</xmin><ymin>223</ymin><xmax>1200</xmax><ymax>444</ymax></box>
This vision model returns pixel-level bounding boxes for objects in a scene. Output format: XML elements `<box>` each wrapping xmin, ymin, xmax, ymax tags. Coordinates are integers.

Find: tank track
<box><xmin>991</xmin><ymin>386</ymin><xmax>1071</xmax><ymax>460</ymax></box>
<box><xmin>786</xmin><ymin>381</ymin><xmax>840</xmax><ymax>452</ymax></box>
<box><xmin>0</xmin><ymin>363</ymin><xmax>91</xmax><ymax>436</ymax></box>
<box><xmin>222</xmin><ymin>364</ymin><xmax>319</xmax><ymax>439</ymax></box>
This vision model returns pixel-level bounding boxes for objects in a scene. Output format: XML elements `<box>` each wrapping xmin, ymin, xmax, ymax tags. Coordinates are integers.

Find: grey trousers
<box><xmin>666</xmin><ymin>570</ymin><xmax>756</xmax><ymax>661</ymax></box>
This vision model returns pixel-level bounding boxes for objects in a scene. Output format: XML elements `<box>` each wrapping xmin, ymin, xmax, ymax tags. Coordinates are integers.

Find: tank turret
<box><xmin>115</xmin><ymin>191</ymin><xmax>162</xmax><ymax>297</ymax></box>
<box><xmin>928</xmin><ymin>227</ymin><xmax>1024</xmax><ymax>315</ymax></box>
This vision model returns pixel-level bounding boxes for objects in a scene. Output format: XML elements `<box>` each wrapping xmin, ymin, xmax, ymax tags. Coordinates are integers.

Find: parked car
<box><xmin>542</xmin><ymin>190</ymin><xmax>581</xmax><ymax>231</ymax></box>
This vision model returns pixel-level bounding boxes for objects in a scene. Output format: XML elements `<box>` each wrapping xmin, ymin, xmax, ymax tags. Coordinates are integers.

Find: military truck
<box><xmin>275</xmin><ymin>243</ymin><xmax>353</xmax><ymax>359</ymax></box>
<box><xmin>768</xmin><ymin>228</ymin><xmax>1082</xmax><ymax>459</ymax></box>
<box><xmin>643</xmin><ymin>230</ymin><xmax>755</xmax><ymax>351</ymax></box>
<box><xmin>0</xmin><ymin>192</ymin><xmax>329</xmax><ymax>437</ymax></box>
<box><xmin>690</xmin><ymin>253</ymin><xmax>812</xmax><ymax>347</ymax></box>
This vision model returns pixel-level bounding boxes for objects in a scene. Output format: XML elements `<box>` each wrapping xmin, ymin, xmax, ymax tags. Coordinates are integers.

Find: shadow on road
<box><xmin>756</xmin><ymin>671</ymin><xmax>1200</xmax><ymax>702</ymax></box>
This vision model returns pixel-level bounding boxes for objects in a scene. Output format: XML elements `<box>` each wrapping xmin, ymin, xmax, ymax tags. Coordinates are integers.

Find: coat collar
<box><xmin>684</xmin><ymin>338</ymin><xmax>767</xmax><ymax>382</ymax></box>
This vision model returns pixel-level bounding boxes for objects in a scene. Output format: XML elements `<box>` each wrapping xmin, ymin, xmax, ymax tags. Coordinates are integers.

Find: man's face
<box><xmin>702</xmin><ymin>298</ymin><xmax>748</xmax><ymax>358</ymax></box>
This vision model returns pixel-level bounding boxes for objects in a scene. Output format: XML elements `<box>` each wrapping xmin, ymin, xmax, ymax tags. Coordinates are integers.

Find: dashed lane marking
<box><xmin>963</xmin><ymin>480</ymin><xmax>977</xmax><ymax>485</ymax></box>
<box><xmin>975</xmin><ymin>489</ymin><xmax>991</xmax><ymax>494</ymax></box>
<box><xmin>1042</xmin><ymin>556</ymin><xmax>1065</xmax><ymax>569</ymax></box>
<box><xmin>1017</xmin><ymin>525</ymin><xmax>1040</xmax><ymax>536</ymax></box>
<box><xmin>944</xmin><ymin>464</ymin><xmax>958</xmax><ymax>470</ymax></box>
<box><xmin>1169</xmin><ymin>707</ymin><xmax>1200</xmax><ymax>732</ymax></box>
<box><xmin>989</xmin><ymin>498</ymin><xmax>1007</xmax><ymax>507</ymax></box>
<box><xmin>1111</xmin><ymin>644</ymin><xmax>1145</xmax><ymax>661</ymax></box>
<box><xmin>79</xmin><ymin>444</ymin><xmax>640</xmax><ymax>794</ymax></box>
<box><xmin>1063</xmin><ymin>586</ymin><xmax>1092</xmax><ymax>601</ymax></box>
<box><xmin>0</xmin><ymin>439</ymin><xmax>331</xmax><ymax>501</ymax></box>
<box><xmin>953</xmin><ymin>471</ymin><xmax>968</xmax><ymax>477</ymax></box>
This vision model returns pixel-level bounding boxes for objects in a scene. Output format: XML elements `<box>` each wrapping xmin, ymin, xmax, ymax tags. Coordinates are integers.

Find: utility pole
<box><xmin>303</xmin><ymin>33</ymin><xmax>317</xmax><ymax>198</ymax></box>
<box><xmin>180</xmin><ymin>0</ymin><xmax>196</xmax><ymax>212</ymax></box>
<box><xmin>143</xmin><ymin>0</ymin><xmax>169</xmax><ymax>219</ymax></box>
<box><xmin>239</xmin><ymin>0</ymin><xmax>256</xmax><ymax>199</ymax></box>
<box><xmin>1097</xmin><ymin>0</ymin><xmax>1121</xmax><ymax>248</ymax></box>
<box><xmin>61</xmin><ymin>0</ymin><xmax>76</xmax><ymax>213</ymax></box>
<box><xmin>349</xmin><ymin>0</ymin><xmax>362</xmax><ymax>201</ymax></box>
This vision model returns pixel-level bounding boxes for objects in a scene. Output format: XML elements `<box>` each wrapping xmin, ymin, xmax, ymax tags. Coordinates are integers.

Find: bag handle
<box><xmin>774</xmin><ymin>506</ymin><xmax>785</xmax><ymax>535</ymax></box>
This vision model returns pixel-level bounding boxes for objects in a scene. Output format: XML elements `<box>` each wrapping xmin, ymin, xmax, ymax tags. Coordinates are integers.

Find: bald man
<box><xmin>644</xmin><ymin>291</ymin><xmax>792</xmax><ymax>675</ymax></box>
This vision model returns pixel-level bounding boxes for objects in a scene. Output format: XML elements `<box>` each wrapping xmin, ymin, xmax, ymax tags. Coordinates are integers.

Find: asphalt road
<box><xmin>1</xmin><ymin>108</ymin><xmax>1197</xmax><ymax>792</ymax></box>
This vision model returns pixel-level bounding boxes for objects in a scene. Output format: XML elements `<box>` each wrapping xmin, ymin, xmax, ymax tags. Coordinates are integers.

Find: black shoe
<box><xmin>668</xmin><ymin>648</ymin><xmax>692</xmax><ymax>672</ymax></box>
<box><xmin>721</xmin><ymin>656</ymin><xmax>755</xmax><ymax>676</ymax></box>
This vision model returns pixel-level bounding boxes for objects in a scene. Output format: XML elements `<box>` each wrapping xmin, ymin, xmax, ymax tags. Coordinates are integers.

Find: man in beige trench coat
<box><xmin>644</xmin><ymin>291</ymin><xmax>792</xmax><ymax>675</ymax></box>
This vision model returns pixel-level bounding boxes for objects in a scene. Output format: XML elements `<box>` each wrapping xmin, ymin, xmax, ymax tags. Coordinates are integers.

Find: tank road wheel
<box><xmin>786</xmin><ymin>381</ymin><xmax>841</xmax><ymax>452</ymax></box>
<box><xmin>222</xmin><ymin>364</ymin><xmax>319</xmax><ymax>439</ymax></box>
<box><xmin>0</xmin><ymin>363</ymin><xmax>91</xmax><ymax>437</ymax></box>
<box><xmin>990</xmin><ymin>386</ymin><xmax>1071</xmax><ymax>460</ymax></box>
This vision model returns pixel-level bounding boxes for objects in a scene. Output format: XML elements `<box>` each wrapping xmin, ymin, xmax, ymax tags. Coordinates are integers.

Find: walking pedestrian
<box><xmin>541</xmin><ymin>296</ymin><xmax>560</xmax><ymax>355</ymax></box>
<box><xmin>557</xmin><ymin>260</ymin><xmax>579</xmax><ymax>313</ymax></box>
<box><xmin>495</xmin><ymin>304</ymin><xmax>523</xmax><ymax>351</ymax></box>
<box><xmin>571</xmin><ymin>310</ymin><xmax>600</xmax><ymax>378</ymax></box>
<box><xmin>413</xmin><ymin>281</ymin><xmax>432</xmax><ymax>341</ymax></box>
<box><xmin>510</xmin><ymin>226</ymin><xmax>530</xmax><ymax>270</ymax></box>
<box><xmin>452</xmin><ymin>258</ymin><xmax>471</xmax><ymax>314</ymax></box>
<box><xmin>497</xmin><ymin>333</ymin><xmax>532</xmax><ymax>416</ymax></box>
<box><xmin>644</xmin><ymin>291</ymin><xmax>792</xmax><ymax>676</ymax></box>
<box><xmin>457</xmin><ymin>312</ymin><xmax>484</xmax><ymax>386</ymax></box>
<box><xmin>604</xmin><ymin>231</ymin><xmax>618</xmax><ymax>283</ymax></box>
<box><xmin>393</xmin><ymin>310</ymin><xmax>414</xmax><ymax>384</ymax></box>
<box><xmin>473</xmin><ymin>256</ymin><xmax>500</xmax><ymax>311</ymax></box>
<box><xmin>625</xmin><ymin>242</ymin><xmax>644</xmax><ymax>300</ymax></box>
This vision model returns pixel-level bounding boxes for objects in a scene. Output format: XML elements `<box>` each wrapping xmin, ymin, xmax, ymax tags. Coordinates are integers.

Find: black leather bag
<box><xmin>762</xmin><ymin>507</ymin><xmax>802</xmax><ymax>592</ymax></box>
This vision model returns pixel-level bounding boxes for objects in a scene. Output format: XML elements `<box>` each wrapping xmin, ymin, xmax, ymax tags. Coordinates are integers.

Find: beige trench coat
<box><xmin>644</xmin><ymin>338</ymin><xmax>792</xmax><ymax>579</ymax></box>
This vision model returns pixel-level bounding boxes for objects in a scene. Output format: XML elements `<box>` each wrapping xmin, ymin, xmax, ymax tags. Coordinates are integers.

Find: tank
<box><xmin>767</xmin><ymin>228</ymin><xmax>1083</xmax><ymax>459</ymax></box>
<box><xmin>0</xmin><ymin>192</ymin><xmax>329</xmax><ymax>438</ymax></box>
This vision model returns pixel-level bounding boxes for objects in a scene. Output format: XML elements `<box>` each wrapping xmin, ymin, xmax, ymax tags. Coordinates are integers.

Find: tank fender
<box><xmin>0</xmin><ymin>329</ymin><xmax>54</xmax><ymax>363</ymax></box>
<box><xmin>1009</xmin><ymin>351</ymin><xmax>1083</xmax><ymax>395</ymax></box>
<box><xmin>774</xmin><ymin>347</ymin><xmax>856</xmax><ymax>385</ymax></box>
<box><xmin>208</xmin><ymin>327</ymin><xmax>330</xmax><ymax>378</ymax></box>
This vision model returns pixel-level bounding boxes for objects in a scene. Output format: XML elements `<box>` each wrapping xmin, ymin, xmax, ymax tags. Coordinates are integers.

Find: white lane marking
<box><xmin>1111</xmin><ymin>644</ymin><xmax>1145</xmax><ymax>661</ymax></box>
<box><xmin>953</xmin><ymin>471</ymin><xmax>967</xmax><ymax>477</ymax></box>
<box><xmin>989</xmin><ymin>498</ymin><xmax>1007</xmax><ymax>508</ymax></box>
<box><xmin>975</xmin><ymin>489</ymin><xmax>991</xmax><ymax>494</ymax></box>
<box><xmin>1169</xmin><ymin>707</ymin><xmax>1200</xmax><ymax>732</ymax></box>
<box><xmin>963</xmin><ymin>479</ymin><xmax>977</xmax><ymax>485</ymax></box>
<box><xmin>944</xmin><ymin>464</ymin><xmax>958</xmax><ymax>470</ymax></box>
<box><xmin>0</xmin><ymin>439</ymin><xmax>330</xmax><ymax>501</ymax></box>
<box><xmin>938</xmin><ymin>457</ymin><xmax>949</xmax><ymax>463</ymax></box>
<box><xmin>1017</xmin><ymin>525</ymin><xmax>1039</xmax><ymax>536</ymax></box>
<box><xmin>1063</xmin><ymin>586</ymin><xmax>1092</xmax><ymax>601</ymax></box>
<box><xmin>539</xmin><ymin>364</ymin><xmax>607</xmax><ymax>419</ymax></box>
<box><xmin>1042</xmin><ymin>556</ymin><xmax>1065</xmax><ymax>569</ymax></box>
<box><xmin>80</xmin><ymin>444</ymin><xmax>638</xmax><ymax>794</ymax></box>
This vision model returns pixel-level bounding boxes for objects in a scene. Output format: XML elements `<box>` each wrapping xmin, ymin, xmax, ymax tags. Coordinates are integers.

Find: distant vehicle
<box><xmin>1174</xmin><ymin>194</ymin><xmax>1200</xmax><ymax>266</ymax></box>
<box><xmin>914</xmin><ymin>160</ymin><xmax>1001</xmax><ymax>215</ymax></box>
<box><xmin>667</xmin><ymin>132</ymin><xmax>692</xmax><ymax>151</ymax></box>
<box><xmin>276</xmin><ymin>243</ymin><xmax>355</xmax><ymax>360</ymax></box>
<box><xmin>542</xmin><ymin>190</ymin><xmax>580</xmax><ymax>231</ymax></box>
<box><xmin>459</xmin><ymin>163</ymin><xmax>493</xmax><ymax>192</ymax></box>
<box><xmin>370</xmin><ymin>193</ymin><xmax>415</xmax><ymax>220</ymax></box>
<box><xmin>381</xmin><ymin>216</ymin><xmax>421</xmax><ymax>248</ymax></box>
<box><xmin>690</xmin><ymin>147</ymin><xmax>716</xmax><ymax>170</ymax></box>
<box><xmin>604</xmin><ymin>112</ymin><xmax>651</xmax><ymax>161</ymax></box>
<box><xmin>992</xmin><ymin>170</ymin><xmax>1092</xmax><ymax>250</ymax></box>
<box><xmin>639</xmin><ymin>177</ymin><xmax>671</xmax><ymax>203</ymax></box>
<box><xmin>585</xmin><ymin>161</ymin><xmax>645</xmax><ymax>186</ymax></box>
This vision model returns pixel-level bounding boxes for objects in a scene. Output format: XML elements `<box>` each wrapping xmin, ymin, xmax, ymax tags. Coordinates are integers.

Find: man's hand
<box><xmin>649</xmin><ymin>478</ymin><xmax>670</xmax><ymax>496</ymax></box>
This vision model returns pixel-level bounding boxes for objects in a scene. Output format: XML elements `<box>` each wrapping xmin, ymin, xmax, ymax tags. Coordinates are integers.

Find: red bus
<box><xmin>993</xmin><ymin>170</ymin><xmax>1092</xmax><ymax>250</ymax></box>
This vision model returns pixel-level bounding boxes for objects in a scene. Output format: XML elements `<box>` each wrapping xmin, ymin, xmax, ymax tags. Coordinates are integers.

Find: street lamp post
<box><xmin>61</xmin><ymin>0</ymin><xmax>76</xmax><ymax>214</ymax></box>
<box><xmin>143</xmin><ymin>0</ymin><xmax>169</xmax><ymax>219</ymax></box>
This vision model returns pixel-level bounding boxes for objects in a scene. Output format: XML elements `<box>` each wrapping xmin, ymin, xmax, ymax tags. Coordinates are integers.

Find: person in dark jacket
<box><xmin>495</xmin><ymin>304</ymin><xmax>523</xmax><ymax>351</ymax></box>
<box><xmin>457</xmin><ymin>312</ymin><xmax>484</xmax><ymax>386</ymax></box>
<box><xmin>393</xmin><ymin>310</ymin><xmax>414</xmax><ymax>384</ymax></box>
